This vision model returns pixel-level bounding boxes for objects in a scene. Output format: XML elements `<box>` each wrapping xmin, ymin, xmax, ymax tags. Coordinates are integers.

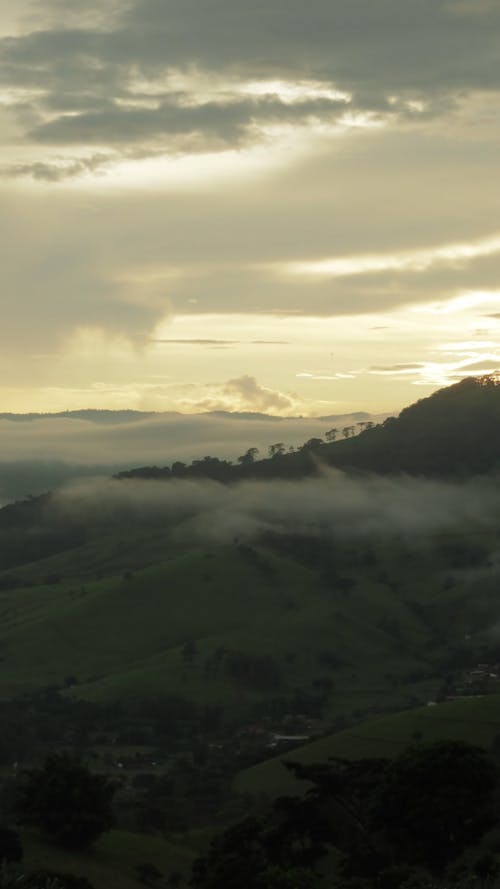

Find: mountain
<box><xmin>0</xmin><ymin>409</ymin><xmax>159</xmax><ymax>424</ymax></box>
<box><xmin>2</xmin><ymin>375</ymin><xmax>500</xmax><ymax>888</ymax></box>
<box><xmin>322</xmin><ymin>374</ymin><xmax>500</xmax><ymax>476</ymax></box>
<box><xmin>0</xmin><ymin>408</ymin><xmax>376</xmax><ymax>424</ymax></box>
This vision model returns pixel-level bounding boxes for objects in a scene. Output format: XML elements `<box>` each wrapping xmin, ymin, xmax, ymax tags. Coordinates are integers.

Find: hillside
<box><xmin>2</xmin><ymin>376</ymin><xmax>500</xmax><ymax>887</ymax></box>
<box><xmin>2</xmin><ymin>377</ymin><xmax>500</xmax><ymax>713</ymax></box>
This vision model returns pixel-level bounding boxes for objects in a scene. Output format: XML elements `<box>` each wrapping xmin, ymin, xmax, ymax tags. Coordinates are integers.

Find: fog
<box><xmin>0</xmin><ymin>410</ymin><xmax>380</xmax><ymax>504</ymax></box>
<box><xmin>56</xmin><ymin>470</ymin><xmax>500</xmax><ymax>544</ymax></box>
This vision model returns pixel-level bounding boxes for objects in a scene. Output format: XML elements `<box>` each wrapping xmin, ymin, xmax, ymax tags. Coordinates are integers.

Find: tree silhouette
<box><xmin>18</xmin><ymin>753</ymin><xmax>115</xmax><ymax>850</ymax></box>
<box><xmin>268</xmin><ymin>443</ymin><xmax>285</xmax><ymax>458</ymax></box>
<box><xmin>301</xmin><ymin>438</ymin><xmax>323</xmax><ymax>451</ymax></box>
<box><xmin>237</xmin><ymin>447</ymin><xmax>259</xmax><ymax>465</ymax></box>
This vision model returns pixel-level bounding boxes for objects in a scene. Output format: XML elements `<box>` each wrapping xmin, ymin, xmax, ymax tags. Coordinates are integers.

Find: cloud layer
<box><xmin>57</xmin><ymin>470</ymin><xmax>500</xmax><ymax>545</ymax></box>
<box><xmin>0</xmin><ymin>407</ymin><xmax>381</xmax><ymax>502</ymax></box>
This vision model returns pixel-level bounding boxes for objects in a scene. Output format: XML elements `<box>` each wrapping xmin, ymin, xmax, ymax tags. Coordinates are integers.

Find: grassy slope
<box><xmin>235</xmin><ymin>695</ymin><xmax>500</xmax><ymax>797</ymax></box>
<box><xmin>1</xmin><ymin>521</ymin><xmax>500</xmax><ymax>718</ymax></box>
<box><xmin>21</xmin><ymin>828</ymin><xmax>195</xmax><ymax>889</ymax></box>
<box><xmin>0</xmin><ymin>530</ymin><xmax>441</xmax><ymax>714</ymax></box>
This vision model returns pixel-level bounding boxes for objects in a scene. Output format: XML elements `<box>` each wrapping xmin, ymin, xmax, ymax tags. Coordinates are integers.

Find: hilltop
<box><xmin>117</xmin><ymin>374</ymin><xmax>500</xmax><ymax>482</ymax></box>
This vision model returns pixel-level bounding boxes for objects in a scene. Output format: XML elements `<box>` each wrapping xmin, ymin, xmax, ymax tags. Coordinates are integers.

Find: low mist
<box><xmin>56</xmin><ymin>470</ymin><xmax>500</xmax><ymax>544</ymax></box>
<box><xmin>0</xmin><ymin>411</ymin><xmax>378</xmax><ymax>504</ymax></box>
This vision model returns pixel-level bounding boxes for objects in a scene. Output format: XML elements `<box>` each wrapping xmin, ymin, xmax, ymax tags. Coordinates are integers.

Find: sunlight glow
<box><xmin>418</xmin><ymin>290</ymin><xmax>500</xmax><ymax>314</ymax></box>
<box><xmin>285</xmin><ymin>236</ymin><xmax>500</xmax><ymax>278</ymax></box>
<box><xmin>127</xmin><ymin>69</ymin><xmax>351</xmax><ymax>106</ymax></box>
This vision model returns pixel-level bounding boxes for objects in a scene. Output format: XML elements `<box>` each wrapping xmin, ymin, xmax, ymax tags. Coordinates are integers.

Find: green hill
<box><xmin>2</xmin><ymin>376</ymin><xmax>500</xmax><ymax>887</ymax></box>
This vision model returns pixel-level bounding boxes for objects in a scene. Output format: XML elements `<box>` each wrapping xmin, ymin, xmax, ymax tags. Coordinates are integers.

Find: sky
<box><xmin>2</xmin><ymin>0</ymin><xmax>500</xmax><ymax>417</ymax></box>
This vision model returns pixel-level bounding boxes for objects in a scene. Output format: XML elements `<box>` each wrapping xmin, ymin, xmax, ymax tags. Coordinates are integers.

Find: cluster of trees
<box><xmin>191</xmin><ymin>740</ymin><xmax>500</xmax><ymax>888</ymax></box>
<box><xmin>17</xmin><ymin>753</ymin><xmax>115</xmax><ymax>850</ymax></box>
<box><xmin>4</xmin><ymin>737</ymin><xmax>500</xmax><ymax>887</ymax></box>
<box><xmin>204</xmin><ymin>647</ymin><xmax>282</xmax><ymax>690</ymax></box>
<box><xmin>0</xmin><ymin>755</ymin><xmax>106</xmax><ymax>887</ymax></box>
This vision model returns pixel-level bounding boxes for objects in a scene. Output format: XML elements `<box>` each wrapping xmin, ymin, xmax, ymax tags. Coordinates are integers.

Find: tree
<box><xmin>134</xmin><ymin>862</ymin><xmax>163</xmax><ymax>886</ymax></box>
<box><xmin>377</xmin><ymin>740</ymin><xmax>499</xmax><ymax>872</ymax></box>
<box><xmin>190</xmin><ymin>817</ymin><xmax>268</xmax><ymax>888</ymax></box>
<box><xmin>301</xmin><ymin>438</ymin><xmax>323</xmax><ymax>451</ymax></box>
<box><xmin>268</xmin><ymin>443</ymin><xmax>285</xmax><ymax>458</ymax></box>
<box><xmin>192</xmin><ymin>742</ymin><xmax>500</xmax><ymax>887</ymax></box>
<box><xmin>0</xmin><ymin>829</ymin><xmax>22</xmax><ymax>864</ymax></box>
<box><xmin>18</xmin><ymin>754</ymin><xmax>115</xmax><ymax>850</ymax></box>
<box><xmin>324</xmin><ymin>428</ymin><xmax>337</xmax><ymax>442</ymax></box>
<box><xmin>23</xmin><ymin>873</ymin><xmax>95</xmax><ymax>889</ymax></box>
<box><xmin>182</xmin><ymin>640</ymin><xmax>198</xmax><ymax>666</ymax></box>
<box><xmin>237</xmin><ymin>447</ymin><xmax>259</xmax><ymax>465</ymax></box>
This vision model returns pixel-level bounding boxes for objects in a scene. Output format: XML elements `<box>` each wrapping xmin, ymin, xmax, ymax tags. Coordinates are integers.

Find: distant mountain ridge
<box><xmin>0</xmin><ymin>409</ymin><xmax>160</xmax><ymax>424</ymax></box>
<box><xmin>0</xmin><ymin>408</ymin><xmax>374</xmax><ymax>424</ymax></box>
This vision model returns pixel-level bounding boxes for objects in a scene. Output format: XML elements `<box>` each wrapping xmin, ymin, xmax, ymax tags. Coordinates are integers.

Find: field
<box><xmin>235</xmin><ymin>695</ymin><xmax>500</xmax><ymax>797</ymax></box>
<box><xmin>20</xmin><ymin>828</ymin><xmax>196</xmax><ymax>889</ymax></box>
<box><xmin>2</xmin><ymin>488</ymin><xmax>500</xmax><ymax>887</ymax></box>
<box><xmin>0</xmin><ymin>526</ymin><xmax>425</xmax><ymax>708</ymax></box>
<box><xmin>1</xmin><ymin>506</ymin><xmax>498</xmax><ymax>719</ymax></box>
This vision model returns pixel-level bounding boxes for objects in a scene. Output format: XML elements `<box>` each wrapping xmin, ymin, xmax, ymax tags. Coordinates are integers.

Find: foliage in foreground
<box><xmin>17</xmin><ymin>754</ymin><xmax>115</xmax><ymax>851</ymax></box>
<box><xmin>191</xmin><ymin>741</ymin><xmax>500</xmax><ymax>888</ymax></box>
<box><xmin>0</xmin><ymin>864</ymin><xmax>94</xmax><ymax>889</ymax></box>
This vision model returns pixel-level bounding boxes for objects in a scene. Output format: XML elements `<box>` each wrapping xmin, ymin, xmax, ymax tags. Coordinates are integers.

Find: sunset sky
<box><xmin>2</xmin><ymin>0</ymin><xmax>500</xmax><ymax>416</ymax></box>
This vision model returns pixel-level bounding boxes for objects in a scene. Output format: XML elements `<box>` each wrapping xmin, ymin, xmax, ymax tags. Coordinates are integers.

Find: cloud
<box><xmin>370</xmin><ymin>363</ymin><xmax>424</xmax><ymax>373</ymax></box>
<box><xmin>448</xmin><ymin>359</ymin><xmax>500</xmax><ymax>372</ymax></box>
<box><xmin>1</xmin><ymin>0</ymin><xmax>499</xmax><ymax>414</ymax></box>
<box><xmin>1</xmin><ymin>0</ymin><xmax>499</xmax><ymax>165</ymax></box>
<box><xmin>2</xmin><ymin>152</ymin><xmax>112</xmax><ymax>181</ymax></box>
<box><xmin>222</xmin><ymin>375</ymin><xmax>295</xmax><ymax>413</ymax></box>
<box><xmin>26</xmin><ymin>94</ymin><xmax>350</xmax><ymax>147</ymax></box>
<box><xmin>152</xmin><ymin>338</ymin><xmax>289</xmax><ymax>347</ymax></box>
<box><xmin>55</xmin><ymin>470</ymin><xmax>500</xmax><ymax>545</ymax></box>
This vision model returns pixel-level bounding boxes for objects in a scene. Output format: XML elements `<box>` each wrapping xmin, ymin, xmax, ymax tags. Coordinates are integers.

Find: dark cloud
<box><xmin>118</xmin><ymin>0</ymin><xmax>500</xmax><ymax>94</ymax></box>
<box><xmin>1</xmin><ymin>0</ymin><xmax>499</xmax><ymax>155</ymax></box>
<box><xmin>2</xmin><ymin>153</ymin><xmax>112</xmax><ymax>181</ymax></box>
<box><xmin>27</xmin><ymin>94</ymin><xmax>350</xmax><ymax>146</ymax></box>
<box><xmin>152</xmin><ymin>339</ymin><xmax>289</xmax><ymax>346</ymax></box>
<box><xmin>370</xmin><ymin>363</ymin><xmax>424</xmax><ymax>372</ymax></box>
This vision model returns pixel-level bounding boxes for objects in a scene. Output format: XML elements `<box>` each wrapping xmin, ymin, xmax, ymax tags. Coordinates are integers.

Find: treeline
<box><xmin>116</xmin><ymin>375</ymin><xmax>500</xmax><ymax>484</ymax></box>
